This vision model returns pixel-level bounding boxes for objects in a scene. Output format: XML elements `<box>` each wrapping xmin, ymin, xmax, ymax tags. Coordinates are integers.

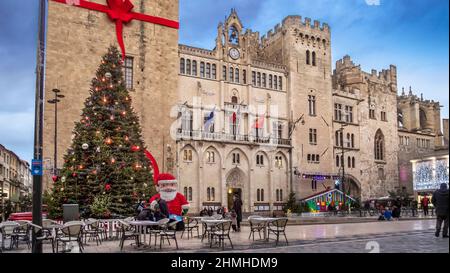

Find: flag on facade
<box><xmin>252</xmin><ymin>114</ymin><xmax>265</xmax><ymax>129</ymax></box>
<box><xmin>204</xmin><ymin>107</ymin><xmax>215</xmax><ymax>132</ymax></box>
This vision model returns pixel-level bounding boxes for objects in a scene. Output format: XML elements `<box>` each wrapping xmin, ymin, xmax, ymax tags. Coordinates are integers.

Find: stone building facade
<box><xmin>332</xmin><ymin>56</ymin><xmax>400</xmax><ymax>200</ymax></box>
<box><xmin>397</xmin><ymin>88</ymin><xmax>445</xmax><ymax>195</ymax></box>
<box><xmin>43</xmin><ymin>3</ymin><xmax>437</xmax><ymax>212</ymax></box>
<box><xmin>43</xmin><ymin>0</ymin><xmax>179</xmax><ymax>190</ymax></box>
<box><xmin>0</xmin><ymin>144</ymin><xmax>32</xmax><ymax>209</ymax></box>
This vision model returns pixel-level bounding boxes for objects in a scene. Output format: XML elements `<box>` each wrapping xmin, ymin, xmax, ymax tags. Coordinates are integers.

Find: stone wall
<box><xmin>44</xmin><ymin>0</ymin><xmax>179</xmax><ymax>190</ymax></box>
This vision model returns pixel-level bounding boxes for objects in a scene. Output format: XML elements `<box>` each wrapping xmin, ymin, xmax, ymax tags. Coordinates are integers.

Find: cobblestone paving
<box><xmin>224</xmin><ymin>230</ymin><xmax>449</xmax><ymax>253</ymax></box>
<box><xmin>3</xmin><ymin>219</ymin><xmax>447</xmax><ymax>253</ymax></box>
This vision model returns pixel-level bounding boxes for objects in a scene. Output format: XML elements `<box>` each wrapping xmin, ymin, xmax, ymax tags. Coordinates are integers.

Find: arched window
<box><xmin>262</xmin><ymin>73</ymin><xmax>266</xmax><ymax>87</ymax></box>
<box><xmin>276</xmin><ymin>189</ymin><xmax>279</xmax><ymax>201</ymax></box>
<box><xmin>336</xmin><ymin>155</ymin><xmax>340</xmax><ymax>167</ymax></box>
<box><xmin>352</xmin><ymin>157</ymin><xmax>356</xmax><ymax>168</ymax></box>
<box><xmin>351</xmin><ymin>134</ymin><xmax>355</xmax><ymax>148</ymax></box>
<box><xmin>223</xmin><ymin>65</ymin><xmax>227</xmax><ymax>80</ymax></box>
<box><xmin>188</xmin><ymin>187</ymin><xmax>193</xmax><ymax>201</ymax></box>
<box><xmin>186</xmin><ymin>59</ymin><xmax>191</xmax><ymax>75</ymax></box>
<box><xmin>261</xmin><ymin>189</ymin><xmax>264</xmax><ymax>201</ymax></box>
<box><xmin>235</xmin><ymin>68</ymin><xmax>240</xmax><ymax>83</ymax></box>
<box><xmin>280</xmin><ymin>189</ymin><xmax>283</xmax><ymax>201</ymax></box>
<box><xmin>306</xmin><ymin>50</ymin><xmax>310</xmax><ymax>65</ymax></box>
<box><xmin>257</xmin><ymin>189</ymin><xmax>260</xmax><ymax>201</ymax></box>
<box><xmin>335</xmin><ymin>131</ymin><xmax>339</xmax><ymax>146</ymax></box>
<box><xmin>180</xmin><ymin>58</ymin><xmax>185</xmax><ymax>74</ymax></box>
<box><xmin>375</xmin><ymin>129</ymin><xmax>385</xmax><ymax>160</ymax></box>
<box><xmin>312</xmin><ymin>51</ymin><xmax>316</xmax><ymax>66</ymax></box>
<box><xmin>341</xmin><ymin>155</ymin><xmax>344</xmax><ymax>167</ymax></box>
<box><xmin>279</xmin><ymin>76</ymin><xmax>282</xmax><ymax>90</ymax></box>
<box><xmin>212</xmin><ymin>64</ymin><xmax>217</xmax><ymax>79</ymax></box>
<box><xmin>184</xmin><ymin>187</ymin><xmax>188</xmax><ymax>197</ymax></box>
<box><xmin>192</xmin><ymin>60</ymin><xmax>197</xmax><ymax>76</ymax></box>
<box><xmin>200</xmin><ymin>62</ymin><xmax>205</xmax><ymax>77</ymax></box>
<box><xmin>269</xmin><ymin>75</ymin><xmax>273</xmax><ymax>89</ymax></box>
<box><xmin>230</xmin><ymin>67</ymin><xmax>234</xmax><ymax>82</ymax></box>
<box><xmin>207</xmin><ymin>187</ymin><xmax>211</xmax><ymax>201</ymax></box>
<box><xmin>398</xmin><ymin>109</ymin><xmax>404</xmax><ymax>128</ymax></box>
<box><xmin>348</xmin><ymin>156</ymin><xmax>351</xmax><ymax>168</ymax></box>
<box><xmin>243</xmin><ymin>69</ymin><xmax>247</xmax><ymax>84</ymax></box>
<box><xmin>274</xmin><ymin>75</ymin><xmax>278</xmax><ymax>89</ymax></box>
<box><xmin>206</xmin><ymin>63</ymin><xmax>211</xmax><ymax>78</ymax></box>
<box><xmin>419</xmin><ymin>108</ymin><xmax>427</xmax><ymax>129</ymax></box>
<box><xmin>231</xmin><ymin>95</ymin><xmax>238</xmax><ymax>104</ymax></box>
<box><xmin>340</xmin><ymin>131</ymin><xmax>344</xmax><ymax>147</ymax></box>
<box><xmin>347</xmin><ymin>133</ymin><xmax>351</xmax><ymax>148</ymax></box>
<box><xmin>211</xmin><ymin>187</ymin><xmax>215</xmax><ymax>201</ymax></box>
<box><xmin>257</xmin><ymin>72</ymin><xmax>261</xmax><ymax>86</ymax></box>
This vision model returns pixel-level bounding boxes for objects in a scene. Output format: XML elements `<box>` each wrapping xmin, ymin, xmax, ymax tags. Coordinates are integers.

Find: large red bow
<box><xmin>52</xmin><ymin>0</ymin><xmax>179</xmax><ymax>60</ymax></box>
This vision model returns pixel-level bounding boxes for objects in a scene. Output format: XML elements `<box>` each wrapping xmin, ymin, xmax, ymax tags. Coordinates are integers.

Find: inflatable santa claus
<box><xmin>145</xmin><ymin>150</ymin><xmax>189</xmax><ymax>220</ymax></box>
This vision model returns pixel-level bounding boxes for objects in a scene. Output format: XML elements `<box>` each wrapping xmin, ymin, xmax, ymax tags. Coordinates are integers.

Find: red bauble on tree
<box><xmin>105</xmin><ymin>184</ymin><xmax>112</xmax><ymax>191</ymax></box>
<box><xmin>131</xmin><ymin>145</ymin><xmax>140</xmax><ymax>152</ymax></box>
<box><xmin>52</xmin><ymin>175</ymin><xmax>59</xmax><ymax>182</ymax></box>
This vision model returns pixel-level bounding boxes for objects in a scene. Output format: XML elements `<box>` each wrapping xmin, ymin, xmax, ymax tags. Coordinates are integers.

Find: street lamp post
<box><xmin>288</xmin><ymin>114</ymin><xmax>304</xmax><ymax>193</ymax></box>
<box><xmin>47</xmin><ymin>89</ymin><xmax>65</xmax><ymax>175</ymax></box>
<box><xmin>32</xmin><ymin>0</ymin><xmax>47</xmax><ymax>253</ymax></box>
<box><xmin>339</xmin><ymin>122</ymin><xmax>348</xmax><ymax>211</ymax></box>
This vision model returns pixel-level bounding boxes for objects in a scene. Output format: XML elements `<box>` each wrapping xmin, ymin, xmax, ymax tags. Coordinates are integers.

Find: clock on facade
<box><xmin>229</xmin><ymin>48</ymin><xmax>240</xmax><ymax>60</ymax></box>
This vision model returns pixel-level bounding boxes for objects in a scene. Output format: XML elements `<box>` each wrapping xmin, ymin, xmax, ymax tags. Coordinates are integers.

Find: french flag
<box><xmin>204</xmin><ymin>107</ymin><xmax>215</xmax><ymax>132</ymax></box>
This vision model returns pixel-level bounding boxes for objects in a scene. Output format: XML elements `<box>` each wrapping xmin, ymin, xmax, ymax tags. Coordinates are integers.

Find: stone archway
<box><xmin>226</xmin><ymin>167</ymin><xmax>246</xmax><ymax>209</ymax></box>
<box><xmin>344</xmin><ymin>174</ymin><xmax>362</xmax><ymax>201</ymax></box>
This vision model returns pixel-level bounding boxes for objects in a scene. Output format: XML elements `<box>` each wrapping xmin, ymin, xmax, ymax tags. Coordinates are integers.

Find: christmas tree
<box><xmin>49</xmin><ymin>46</ymin><xmax>155</xmax><ymax>219</ymax></box>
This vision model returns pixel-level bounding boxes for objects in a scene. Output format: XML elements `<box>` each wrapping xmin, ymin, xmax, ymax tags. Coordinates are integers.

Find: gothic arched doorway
<box><xmin>226</xmin><ymin>168</ymin><xmax>246</xmax><ymax>209</ymax></box>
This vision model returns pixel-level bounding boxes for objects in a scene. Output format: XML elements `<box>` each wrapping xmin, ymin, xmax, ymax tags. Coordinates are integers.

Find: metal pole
<box><xmin>341</xmin><ymin>124</ymin><xmax>346</xmax><ymax>212</ymax></box>
<box><xmin>32</xmin><ymin>0</ymin><xmax>46</xmax><ymax>253</ymax></box>
<box><xmin>54</xmin><ymin>92</ymin><xmax>57</xmax><ymax>175</ymax></box>
<box><xmin>1</xmin><ymin>180</ymin><xmax>3</xmax><ymax>222</ymax></box>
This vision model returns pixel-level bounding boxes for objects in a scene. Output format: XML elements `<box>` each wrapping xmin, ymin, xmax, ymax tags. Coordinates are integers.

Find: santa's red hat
<box><xmin>145</xmin><ymin>150</ymin><xmax>177</xmax><ymax>187</ymax></box>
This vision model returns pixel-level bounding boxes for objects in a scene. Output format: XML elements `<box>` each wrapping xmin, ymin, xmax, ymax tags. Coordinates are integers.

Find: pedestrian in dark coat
<box><xmin>232</xmin><ymin>194</ymin><xmax>243</xmax><ymax>232</ymax></box>
<box><xmin>432</xmin><ymin>183</ymin><xmax>449</xmax><ymax>238</ymax></box>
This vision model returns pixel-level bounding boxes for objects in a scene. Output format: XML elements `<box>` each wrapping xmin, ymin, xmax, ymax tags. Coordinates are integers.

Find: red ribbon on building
<box><xmin>51</xmin><ymin>0</ymin><xmax>179</xmax><ymax>60</ymax></box>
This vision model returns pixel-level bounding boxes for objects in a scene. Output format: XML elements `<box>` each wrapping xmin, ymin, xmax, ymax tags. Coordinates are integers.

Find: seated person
<box><xmin>392</xmin><ymin>205</ymin><xmax>401</xmax><ymax>219</ymax></box>
<box><xmin>383</xmin><ymin>208</ymin><xmax>393</xmax><ymax>221</ymax></box>
<box><xmin>150</xmin><ymin>200</ymin><xmax>167</xmax><ymax>221</ymax></box>
<box><xmin>137</xmin><ymin>203</ymin><xmax>154</xmax><ymax>221</ymax></box>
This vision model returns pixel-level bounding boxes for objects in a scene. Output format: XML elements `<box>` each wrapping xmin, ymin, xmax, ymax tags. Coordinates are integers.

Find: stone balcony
<box><xmin>176</xmin><ymin>130</ymin><xmax>291</xmax><ymax>147</ymax></box>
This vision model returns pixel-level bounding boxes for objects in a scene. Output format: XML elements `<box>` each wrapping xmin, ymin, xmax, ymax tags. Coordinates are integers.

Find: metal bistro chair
<box><xmin>83</xmin><ymin>219</ymin><xmax>103</xmax><ymax>246</ymax></box>
<box><xmin>267</xmin><ymin>218</ymin><xmax>288</xmax><ymax>246</ymax></box>
<box><xmin>12</xmin><ymin>220</ymin><xmax>32</xmax><ymax>249</ymax></box>
<box><xmin>181</xmin><ymin>217</ymin><xmax>199</xmax><ymax>239</ymax></box>
<box><xmin>118</xmin><ymin>220</ymin><xmax>141</xmax><ymax>251</ymax></box>
<box><xmin>210</xmin><ymin>221</ymin><xmax>233</xmax><ymax>250</ymax></box>
<box><xmin>159</xmin><ymin>220</ymin><xmax>180</xmax><ymax>249</ymax></box>
<box><xmin>28</xmin><ymin>223</ymin><xmax>55</xmax><ymax>253</ymax></box>
<box><xmin>200</xmin><ymin>217</ymin><xmax>216</xmax><ymax>242</ymax></box>
<box><xmin>149</xmin><ymin>218</ymin><xmax>170</xmax><ymax>247</ymax></box>
<box><xmin>248</xmin><ymin>216</ymin><xmax>265</xmax><ymax>241</ymax></box>
<box><xmin>0</xmin><ymin>221</ymin><xmax>19</xmax><ymax>250</ymax></box>
<box><xmin>55</xmin><ymin>221</ymin><xmax>85</xmax><ymax>253</ymax></box>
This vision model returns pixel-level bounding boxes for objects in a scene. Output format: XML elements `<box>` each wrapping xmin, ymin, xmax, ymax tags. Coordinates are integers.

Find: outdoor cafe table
<box><xmin>127</xmin><ymin>220</ymin><xmax>160</xmax><ymax>248</ymax></box>
<box><xmin>249</xmin><ymin>217</ymin><xmax>279</xmax><ymax>241</ymax></box>
<box><xmin>200</xmin><ymin>219</ymin><xmax>230</xmax><ymax>243</ymax></box>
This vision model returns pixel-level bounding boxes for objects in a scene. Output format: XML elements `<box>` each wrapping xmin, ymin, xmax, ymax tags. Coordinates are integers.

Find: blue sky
<box><xmin>0</xmin><ymin>0</ymin><xmax>448</xmax><ymax>162</ymax></box>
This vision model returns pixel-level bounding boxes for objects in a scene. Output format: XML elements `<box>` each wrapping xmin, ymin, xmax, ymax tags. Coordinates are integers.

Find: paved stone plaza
<box><xmin>3</xmin><ymin>219</ymin><xmax>448</xmax><ymax>253</ymax></box>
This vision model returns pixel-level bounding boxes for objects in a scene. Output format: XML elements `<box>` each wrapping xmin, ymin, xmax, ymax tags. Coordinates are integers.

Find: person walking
<box><xmin>421</xmin><ymin>196</ymin><xmax>430</xmax><ymax>216</ymax></box>
<box><xmin>432</xmin><ymin>183</ymin><xmax>449</xmax><ymax>238</ymax></box>
<box><xmin>232</xmin><ymin>194</ymin><xmax>243</xmax><ymax>232</ymax></box>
